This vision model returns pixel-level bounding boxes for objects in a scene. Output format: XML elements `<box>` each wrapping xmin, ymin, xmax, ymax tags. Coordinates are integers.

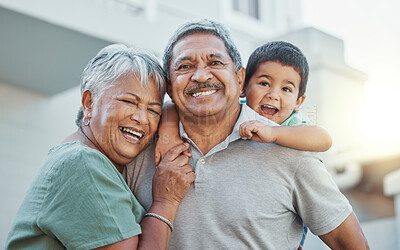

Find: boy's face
<box><xmin>244</xmin><ymin>61</ymin><xmax>305</xmax><ymax>124</ymax></box>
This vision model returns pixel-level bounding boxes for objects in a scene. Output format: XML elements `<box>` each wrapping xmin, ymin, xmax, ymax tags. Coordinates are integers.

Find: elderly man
<box><xmin>125</xmin><ymin>19</ymin><xmax>369</xmax><ymax>249</ymax></box>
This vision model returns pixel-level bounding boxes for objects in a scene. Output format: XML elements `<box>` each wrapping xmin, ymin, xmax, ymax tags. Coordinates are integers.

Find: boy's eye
<box><xmin>282</xmin><ymin>87</ymin><xmax>291</xmax><ymax>92</ymax></box>
<box><xmin>260</xmin><ymin>82</ymin><xmax>270</xmax><ymax>87</ymax></box>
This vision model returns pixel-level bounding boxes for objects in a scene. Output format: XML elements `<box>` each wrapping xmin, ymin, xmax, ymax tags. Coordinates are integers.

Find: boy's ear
<box><xmin>82</xmin><ymin>90</ymin><xmax>94</xmax><ymax>118</ymax></box>
<box><xmin>237</xmin><ymin>67</ymin><xmax>246</xmax><ymax>97</ymax></box>
<box><xmin>294</xmin><ymin>94</ymin><xmax>306</xmax><ymax>112</ymax></box>
<box><xmin>166</xmin><ymin>80</ymin><xmax>175</xmax><ymax>103</ymax></box>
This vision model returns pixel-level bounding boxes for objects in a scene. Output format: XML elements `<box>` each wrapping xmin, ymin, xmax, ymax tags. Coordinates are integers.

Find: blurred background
<box><xmin>1</xmin><ymin>0</ymin><xmax>399</xmax><ymax>249</ymax></box>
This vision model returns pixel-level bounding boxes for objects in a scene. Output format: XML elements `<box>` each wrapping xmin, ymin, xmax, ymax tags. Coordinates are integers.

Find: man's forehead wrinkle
<box><xmin>174</xmin><ymin>50</ymin><xmax>227</xmax><ymax>64</ymax></box>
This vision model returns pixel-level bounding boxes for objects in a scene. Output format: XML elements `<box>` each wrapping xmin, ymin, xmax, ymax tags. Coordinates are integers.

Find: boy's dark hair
<box><xmin>245</xmin><ymin>41</ymin><xmax>309</xmax><ymax>98</ymax></box>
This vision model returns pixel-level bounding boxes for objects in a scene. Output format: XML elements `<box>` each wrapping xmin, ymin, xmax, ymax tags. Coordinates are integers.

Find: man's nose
<box><xmin>191</xmin><ymin>66</ymin><xmax>212</xmax><ymax>82</ymax></box>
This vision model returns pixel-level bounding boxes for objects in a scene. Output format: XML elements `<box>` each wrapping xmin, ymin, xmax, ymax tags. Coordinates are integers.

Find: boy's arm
<box><xmin>155</xmin><ymin>102</ymin><xmax>186</xmax><ymax>166</ymax></box>
<box><xmin>240</xmin><ymin>121</ymin><xmax>332</xmax><ymax>152</ymax></box>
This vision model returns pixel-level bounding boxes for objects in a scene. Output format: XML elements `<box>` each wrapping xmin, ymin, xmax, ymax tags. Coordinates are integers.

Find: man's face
<box><xmin>168</xmin><ymin>33</ymin><xmax>244</xmax><ymax>119</ymax></box>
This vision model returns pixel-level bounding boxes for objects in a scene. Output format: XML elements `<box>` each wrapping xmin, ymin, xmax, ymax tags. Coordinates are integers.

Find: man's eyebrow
<box><xmin>173</xmin><ymin>56</ymin><xmax>193</xmax><ymax>67</ymax></box>
<box><xmin>209</xmin><ymin>53</ymin><xmax>226</xmax><ymax>60</ymax></box>
<box><xmin>124</xmin><ymin>92</ymin><xmax>162</xmax><ymax>106</ymax></box>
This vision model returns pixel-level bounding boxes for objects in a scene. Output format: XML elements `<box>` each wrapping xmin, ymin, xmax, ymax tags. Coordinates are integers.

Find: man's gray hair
<box><xmin>76</xmin><ymin>44</ymin><xmax>166</xmax><ymax>127</ymax></box>
<box><xmin>163</xmin><ymin>19</ymin><xmax>242</xmax><ymax>81</ymax></box>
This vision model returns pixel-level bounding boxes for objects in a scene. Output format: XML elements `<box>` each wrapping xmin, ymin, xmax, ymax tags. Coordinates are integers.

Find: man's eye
<box><xmin>178</xmin><ymin>64</ymin><xmax>191</xmax><ymax>70</ymax></box>
<box><xmin>210</xmin><ymin>61</ymin><xmax>223</xmax><ymax>66</ymax></box>
<box><xmin>260</xmin><ymin>82</ymin><xmax>270</xmax><ymax>87</ymax></box>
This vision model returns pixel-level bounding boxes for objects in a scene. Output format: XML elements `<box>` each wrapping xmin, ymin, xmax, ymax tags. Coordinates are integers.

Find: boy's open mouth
<box><xmin>260</xmin><ymin>104</ymin><xmax>279</xmax><ymax>117</ymax></box>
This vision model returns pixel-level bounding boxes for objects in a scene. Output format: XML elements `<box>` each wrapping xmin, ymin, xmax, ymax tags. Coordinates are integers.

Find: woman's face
<box><xmin>87</xmin><ymin>75</ymin><xmax>162</xmax><ymax>168</ymax></box>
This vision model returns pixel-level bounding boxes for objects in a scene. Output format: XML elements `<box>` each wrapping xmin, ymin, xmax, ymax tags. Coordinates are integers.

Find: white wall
<box><xmin>0</xmin><ymin>83</ymin><xmax>80</xmax><ymax>247</ymax></box>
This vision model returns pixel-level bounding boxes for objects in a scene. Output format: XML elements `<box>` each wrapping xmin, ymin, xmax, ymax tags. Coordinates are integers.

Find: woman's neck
<box><xmin>63</xmin><ymin>128</ymin><xmax>125</xmax><ymax>173</ymax></box>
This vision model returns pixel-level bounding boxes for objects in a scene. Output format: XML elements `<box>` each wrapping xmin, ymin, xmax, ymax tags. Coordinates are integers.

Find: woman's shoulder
<box><xmin>45</xmin><ymin>141</ymin><xmax>115</xmax><ymax>179</ymax></box>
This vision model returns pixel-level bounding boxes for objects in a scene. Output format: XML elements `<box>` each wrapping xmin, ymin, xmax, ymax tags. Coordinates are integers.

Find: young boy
<box><xmin>238</xmin><ymin>41</ymin><xmax>332</xmax><ymax>151</ymax></box>
<box><xmin>155</xmin><ymin>41</ymin><xmax>331</xmax><ymax>249</ymax></box>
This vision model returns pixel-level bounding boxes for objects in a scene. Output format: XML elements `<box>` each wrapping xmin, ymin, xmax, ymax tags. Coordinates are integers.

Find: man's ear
<box><xmin>294</xmin><ymin>94</ymin><xmax>306</xmax><ymax>111</ymax></box>
<box><xmin>82</xmin><ymin>90</ymin><xmax>94</xmax><ymax>118</ymax></box>
<box><xmin>237</xmin><ymin>67</ymin><xmax>246</xmax><ymax>97</ymax></box>
<box><xmin>240</xmin><ymin>83</ymin><xmax>247</xmax><ymax>98</ymax></box>
<box><xmin>166</xmin><ymin>80</ymin><xmax>175</xmax><ymax>103</ymax></box>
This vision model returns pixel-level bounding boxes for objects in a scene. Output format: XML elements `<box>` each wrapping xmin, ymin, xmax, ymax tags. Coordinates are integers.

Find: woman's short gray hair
<box><xmin>163</xmin><ymin>19</ymin><xmax>242</xmax><ymax>81</ymax></box>
<box><xmin>75</xmin><ymin>44</ymin><xmax>166</xmax><ymax>128</ymax></box>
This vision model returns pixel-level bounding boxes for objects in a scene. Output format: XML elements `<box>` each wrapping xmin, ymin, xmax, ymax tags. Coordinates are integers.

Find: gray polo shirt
<box><xmin>125</xmin><ymin>104</ymin><xmax>352</xmax><ymax>250</ymax></box>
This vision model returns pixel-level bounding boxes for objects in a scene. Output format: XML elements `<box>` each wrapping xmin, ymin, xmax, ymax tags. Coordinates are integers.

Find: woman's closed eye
<box><xmin>121</xmin><ymin>99</ymin><xmax>138</xmax><ymax>106</ymax></box>
<box><xmin>148</xmin><ymin>108</ymin><xmax>161</xmax><ymax>116</ymax></box>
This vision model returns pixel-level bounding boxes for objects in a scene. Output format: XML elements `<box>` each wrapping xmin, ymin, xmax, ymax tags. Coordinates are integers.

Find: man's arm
<box><xmin>319</xmin><ymin>212</ymin><xmax>369</xmax><ymax>249</ymax></box>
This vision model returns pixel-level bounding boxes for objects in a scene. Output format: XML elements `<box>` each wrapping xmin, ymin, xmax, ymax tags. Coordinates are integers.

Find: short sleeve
<box><xmin>37</xmin><ymin>147</ymin><xmax>145</xmax><ymax>250</ymax></box>
<box><xmin>281</xmin><ymin>111</ymin><xmax>310</xmax><ymax>126</ymax></box>
<box><xmin>292</xmin><ymin>153</ymin><xmax>352</xmax><ymax>236</ymax></box>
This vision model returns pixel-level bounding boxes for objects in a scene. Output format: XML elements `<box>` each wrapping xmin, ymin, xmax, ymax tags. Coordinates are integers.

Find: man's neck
<box><xmin>179</xmin><ymin>104</ymin><xmax>241</xmax><ymax>155</ymax></box>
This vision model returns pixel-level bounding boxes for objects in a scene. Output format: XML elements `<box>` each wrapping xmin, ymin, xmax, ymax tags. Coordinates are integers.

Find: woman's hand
<box><xmin>152</xmin><ymin>143</ymin><xmax>195</xmax><ymax>207</ymax></box>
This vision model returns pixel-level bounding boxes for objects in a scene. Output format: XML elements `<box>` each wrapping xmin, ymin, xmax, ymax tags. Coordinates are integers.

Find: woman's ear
<box><xmin>82</xmin><ymin>90</ymin><xmax>94</xmax><ymax>118</ymax></box>
<box><xmin>294</xmin><ymin>94</ymin><xmax>306</xmax><ymax>112</ymax></box>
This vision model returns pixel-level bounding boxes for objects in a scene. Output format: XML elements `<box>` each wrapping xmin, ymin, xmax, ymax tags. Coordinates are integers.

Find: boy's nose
<box><xmin>266</xmin><ymin>89</ymin><xmax>279</xmax><ymax>100</ymax></box>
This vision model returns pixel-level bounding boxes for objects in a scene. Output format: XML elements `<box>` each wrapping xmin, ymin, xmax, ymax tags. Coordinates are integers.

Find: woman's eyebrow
<box><xmin>124</xmin><ymin>92</ymin><xmax>162</xmax><ymax>107</ymax></box>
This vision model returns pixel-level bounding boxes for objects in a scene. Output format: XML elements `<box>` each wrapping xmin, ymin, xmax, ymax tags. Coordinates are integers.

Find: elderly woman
<box><xmin>6</xmin><ymin>44</ymin><xmax>195</xmax><ymax>249</ymax></box>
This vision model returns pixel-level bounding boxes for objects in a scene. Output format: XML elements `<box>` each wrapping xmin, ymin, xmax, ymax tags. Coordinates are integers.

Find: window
<box><xmin>232</xmin><ymin>0</ymin><xmax>259</xmax><ymax>19</ymax></box>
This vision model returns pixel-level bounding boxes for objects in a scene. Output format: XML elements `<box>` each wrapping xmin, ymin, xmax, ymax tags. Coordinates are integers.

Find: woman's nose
<box><xmin>130</xmin><ymin>107</ymin><xmax>149</xmax><ymax>124</ymax></box>
<box><xmin>191</xmin><ymin>66</ymin><xmax>212</xmax><ymax>82</ymax></box>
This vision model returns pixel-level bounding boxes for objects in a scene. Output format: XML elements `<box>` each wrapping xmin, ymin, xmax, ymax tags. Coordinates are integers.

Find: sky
<box><xmin>302</xmin><ymin>0</ymin><xmax>400</xmax><ymax>146</ymax></box>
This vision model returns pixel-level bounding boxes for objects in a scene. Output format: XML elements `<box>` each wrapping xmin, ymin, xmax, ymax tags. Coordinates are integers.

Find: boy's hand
<box><xmin>155</xmin><ymin>135</ymin><xmax>190</xmax><ymax>166</ymax></box>
<box><xmin>239</xmin><ymin>120</ymin><xmax>276</xmax><ymax>143</ymax></box>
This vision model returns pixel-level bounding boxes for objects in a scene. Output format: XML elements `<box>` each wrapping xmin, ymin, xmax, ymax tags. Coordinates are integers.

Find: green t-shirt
<box><xmin>6</xmin><ymin>141</ymin><xmax>145</xmax><ymax>250</ymax></box>
<box><xmin>280</xmin><ymin>111</ymin><xmax>310</xmax><ymax>126</ymax></box>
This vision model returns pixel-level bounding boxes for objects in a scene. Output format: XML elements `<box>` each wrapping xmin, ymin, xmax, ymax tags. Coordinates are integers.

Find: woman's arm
<box><xmin>240</xmin><ymin>121</ymin><xmax>332</xmax><ymax>152</ymax></box>
<box><xmin>96</xmin><ymin>143</ymin><xmax>195</xmax><ymax>250</ymax></box>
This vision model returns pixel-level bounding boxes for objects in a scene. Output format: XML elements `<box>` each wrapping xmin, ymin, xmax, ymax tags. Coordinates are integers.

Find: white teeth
<box><xmin>191</xmin><ymin>90</ymin><xmax>217</xmax><ymax>97</ymax></box>
<box><xmin>262</xmin><ymin>105</ymin><xmax>277</xmax><ymax>110</ymax></box>
<box><xmin>120</xmin><ymin>127</ymin><xmax>143</xmax><ymax>139</ymax></box>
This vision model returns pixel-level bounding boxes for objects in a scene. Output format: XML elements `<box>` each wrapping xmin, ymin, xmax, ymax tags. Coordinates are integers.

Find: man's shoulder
<box><xmin>229</xmin><ymin>140</ymin><xmax>324</xmax><ymax>168</ymax></box>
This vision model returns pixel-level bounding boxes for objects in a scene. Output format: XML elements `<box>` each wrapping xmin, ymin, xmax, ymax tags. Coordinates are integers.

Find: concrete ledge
<box><xmin>384</xmin><ymin>168</ymin><xmax>400</xmax><ymax>196</ymax></box>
